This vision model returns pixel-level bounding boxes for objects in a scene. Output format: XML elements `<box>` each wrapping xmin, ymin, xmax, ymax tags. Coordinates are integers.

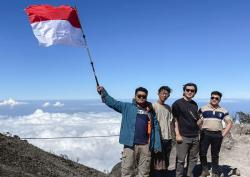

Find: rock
<box><xmin>231</xmin><ymin>124</ymin><xmax>250</xmax><ymax>135</ymax></box>
<box><xmin>108</xmin><ymin>162</ymin><xmax>121</xmax><ymax>177</ymax></box>
<box><xmin>222</xmin><ymin>132</ymin><xmax>234</xmax><ymax>150</ymax></box>
<box><xmin>13</xmin><ymin>135</ymin><xmax>20</xmax><ymax>140</ymax></box>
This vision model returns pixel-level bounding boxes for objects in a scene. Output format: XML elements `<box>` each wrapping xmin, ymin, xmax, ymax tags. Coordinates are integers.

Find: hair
<box><xmin>183</xmin><ymin>83</ymin><xmax>198</xmax><ymax>93</ymax></box>
<box><xmin>135</xmin><ymin>87</ymin><xmax>148</xmax><ymax>95</ymax></box>
<box><xmin>158</xmin><ymin>86</ymin><xmax>172</xmax><ymax>94</ymax></box>
<box><xmin>211</xmin><ymin>91</ymin><xmax>222</xmax><ymax>98</ymax></box>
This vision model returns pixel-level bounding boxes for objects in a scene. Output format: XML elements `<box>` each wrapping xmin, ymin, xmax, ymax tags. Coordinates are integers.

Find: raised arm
<box><xmin>97</xmin><ymin>86</ymin><xmax>125</xmax><ymax>113</ymax></box>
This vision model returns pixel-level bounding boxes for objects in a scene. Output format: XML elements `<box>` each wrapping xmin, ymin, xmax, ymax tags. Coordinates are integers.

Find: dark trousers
<box><xmin>176</xmin><ymin>136</ymin><xmax>199</xmax><ymax>177</ymax></box>
<box><xmin>199</xmin><ymin>130</ymin><xmax>223</xmax><ymax>174</ymax></box>
<box><xmin>161</xmin><ymin>139</ymin><xmax>172</xmax><ymax>170</ymax></box>
<box><xmin>151</xmin><ymin>139</ymin><xmax>172</xmax><ymax>177</ymax></box>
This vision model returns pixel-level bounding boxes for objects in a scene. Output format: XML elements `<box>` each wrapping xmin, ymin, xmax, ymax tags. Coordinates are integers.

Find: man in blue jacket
<box><xmin>97</xmin><ymin>86</ymin><xmax>161</xmax><ymax>177</ymax></box>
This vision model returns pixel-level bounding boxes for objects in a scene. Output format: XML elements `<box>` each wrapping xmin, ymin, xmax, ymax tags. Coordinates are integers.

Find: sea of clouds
<box><xmin>0</xmin><ymin>101</ymin><xmax>123</xmax><ymax>172</ymax></box>
<box><xmin>0</xmin><ymin>98</ymin><xmax>250</xmax><ymax>172</ymax></box>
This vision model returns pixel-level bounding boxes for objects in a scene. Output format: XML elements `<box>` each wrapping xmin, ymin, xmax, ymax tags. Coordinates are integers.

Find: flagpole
<box><xmin>82</xmin><ymin>34</ymin><xmax>100</xmax><ymax>87</ymax></box>
<box><xmin>74</xmin><ymin>4</ymin><xmax>100</xmax><ymax>87</ymax></box>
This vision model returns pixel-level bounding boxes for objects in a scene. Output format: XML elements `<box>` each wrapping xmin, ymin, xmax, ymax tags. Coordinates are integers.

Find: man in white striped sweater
<box><xmin>199</xmin><ymin>91</ymin><xmax>233</xmax><ymax>177</ymax></box>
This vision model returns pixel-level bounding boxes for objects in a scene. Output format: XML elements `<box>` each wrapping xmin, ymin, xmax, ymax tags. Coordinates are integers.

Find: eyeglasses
<box><xmin>185</xmin><ymin>89</ymin><xmax>195</xmax><ymax>93</ymax></box>
<box><xmin>137</xmin><ymin>94</ymin><xmax>147</xmax><ymax>99</ymax></box>
<box><xmin>159</xmin><ymin>92</ymin><xmax>169</xmax><ymax>96</ymax></box>
<box><xmin>211</xmin><ymin>96</ymin><xmax>220</xmax><ymax>101</ymax></box>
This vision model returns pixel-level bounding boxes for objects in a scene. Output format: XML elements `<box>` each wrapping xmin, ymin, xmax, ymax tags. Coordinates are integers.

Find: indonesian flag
<box><xmin>25</xmin><ymin>5</ymin><xmax>85</xmax><ymax>47</ymax></box>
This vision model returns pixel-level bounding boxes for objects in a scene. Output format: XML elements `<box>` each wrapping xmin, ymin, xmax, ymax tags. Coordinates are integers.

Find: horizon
<box><xmin>1</xmin><ymin>97</ymin><xmax>250</xmax><ymax>101</ymax></box>
<box><xmin>1</xmin><ymin>98</ymin><xmax>249</xmax><ymax>117</ymax></box>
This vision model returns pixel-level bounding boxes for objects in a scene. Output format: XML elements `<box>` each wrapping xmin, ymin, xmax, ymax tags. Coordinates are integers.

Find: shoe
<box><xmin>200</xmin><ymin>170</ymin><xmax>210</xmax><ymax>177</ymax></box>
<box><xmin>211</xmin><ymin>173</ymin><xmax>220</xmax><ymax>177</ymax></box>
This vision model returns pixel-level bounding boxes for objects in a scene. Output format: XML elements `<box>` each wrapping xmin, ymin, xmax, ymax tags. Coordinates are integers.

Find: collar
<box><xmin>207</xmin><ymin>103</ymin><xmax>220</xmax><ymax>110</ymax></box>
<box><xmin>132</xmin><ymin>98</ymin><xmax>148</xmax><ymax>108</ymax></box>
<box><xmin>182</xmin><ymin>97</ymin><xmax>192</xmax><ymax>102</ymax></box>
<box><xmin>132</xmin><ymin>98</ymin><xmax>136</xmax><ymax>105</ymax></box>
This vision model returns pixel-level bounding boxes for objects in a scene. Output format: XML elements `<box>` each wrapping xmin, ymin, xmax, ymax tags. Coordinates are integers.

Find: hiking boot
<box><xmin>200</xmin><ymin>170</ymin><xmax>210</xmax><ymax>177</ymax></box>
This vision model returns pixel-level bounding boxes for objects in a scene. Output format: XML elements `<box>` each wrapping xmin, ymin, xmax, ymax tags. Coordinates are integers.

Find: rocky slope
<box><xmin>0</xmin><ymin>133</ymin><xmax>107</xmax><ymax>177</ymax></box>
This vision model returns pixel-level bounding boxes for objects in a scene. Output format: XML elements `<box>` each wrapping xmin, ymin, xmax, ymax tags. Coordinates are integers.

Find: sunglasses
<box><xmin>211</xmin><ymin>96</ymin><xmax>220</xmax><ymax>101</ymax></box>
<box><xmin>185</xmin><ymin>89</ymin><xmax>195</xmax><ymax>93</ymax></box>
<box><xmin>137</xmin><ymin>94</ymin><xmax>147</xmax><ymax>99</ymax></box>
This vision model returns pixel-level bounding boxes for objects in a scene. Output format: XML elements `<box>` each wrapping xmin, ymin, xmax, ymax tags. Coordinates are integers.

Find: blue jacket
<box><xmin>101</xmin><ymin>89</ymin><xmax>162</xmax><ymax>152</ymax></box>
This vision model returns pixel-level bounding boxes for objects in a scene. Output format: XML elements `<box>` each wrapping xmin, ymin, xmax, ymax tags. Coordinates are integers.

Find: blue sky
<box><xmin>0</xmin><ymin>0</ymin><xmax>250</xmax><ymax>100</ymax></box>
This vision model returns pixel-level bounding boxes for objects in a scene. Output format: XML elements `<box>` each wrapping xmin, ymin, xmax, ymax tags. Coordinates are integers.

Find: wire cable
<box><xmin>21</xmin><ymin>134</ymin><xmax>119</xmax><ymax>140</ymax></box>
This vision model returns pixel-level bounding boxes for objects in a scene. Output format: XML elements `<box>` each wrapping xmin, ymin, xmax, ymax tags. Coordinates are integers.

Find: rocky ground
<box><xmin>218</xmin><ymin>124</ymin><xmax>250</xmax><ymax>177</ymax></box>
<box><xmin>109</xmin><ymin>124</ymin><xmax>250</xmax><ymax>177</ymax></box>
<box><xmin>0</xmin><ymin>133</ymin><xmax>107</xmax><ymax>177</ymax></box>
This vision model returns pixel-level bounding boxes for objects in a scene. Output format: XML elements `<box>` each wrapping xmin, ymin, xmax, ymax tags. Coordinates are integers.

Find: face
<box><xmin>135</xmin><ymin>91</ymin><xmax>147</xmax><ymax>105</ymax></box>
<box><xmin>210</xmin><ymin>94</ymin><xmax>221</xmax><ymax>106</ymax></box>
<box><xmin>184</xmin><ymin>86</ymin><xmax>196</xmax><ymax>99</ymax></box>
<box><xmin>158</xmin><ymin>89</ymin><xmax>170</xmax><ymax>103</ymax></box>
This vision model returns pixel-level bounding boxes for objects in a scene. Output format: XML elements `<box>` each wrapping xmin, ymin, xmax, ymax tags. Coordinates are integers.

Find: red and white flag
<box><xmin>25</xmin><ymin>5</ymin><xmax>85</xmax><ymax>47</ymax></box>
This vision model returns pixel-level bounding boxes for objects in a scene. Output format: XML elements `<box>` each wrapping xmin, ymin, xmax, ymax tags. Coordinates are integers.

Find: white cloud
<box><xmin>42</xmin><ymin>101</ymin><xmax>64</xmax><ymax>108</ymax></box>
<box><xmin>42</xmin><ymin>102</ymin><xmax>51</xmax><ymax>107</ymax></box>
<box><xmin>0</xmin><ymin>110</ymin><xmax>122</xmax><ymax>171</ymax></box>
<box><xmin>0</xmin><ymin>98</ymin><xmax>27</xmax><ymax>107</ymax></box>
<box><xmin>53</xmin><ymin>101</ymin><xmax>64</xmax><ymax>107</ymax></box>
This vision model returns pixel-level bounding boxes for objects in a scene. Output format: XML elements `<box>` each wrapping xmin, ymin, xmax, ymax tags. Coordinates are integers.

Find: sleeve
<box><xmin>152</xmin><ymin>113</ymin><xmax>162</xmax><ymax>152</ymax></box>
<box><xmin>171</xmin><ymin>102</ymin><xmax>179</xmax><ymax>120</ymax></box>
<box><xmin>169</xmin><ymin>110</ymin><xmax>175</xmax><ymax>138</ymax></box>
<box><xmin>169</xmin><ymin>110</ymin><xmax>173</xmax><ymax>122</ymax></box>
<box><xmin>152</xmin><ymin>103</ymin><xmax>157</xmax><ymax>112</ymax></box>
<box><xmin>223</xmin><ymin>110</ymin><xmax>232</xmax><ymax>121</ymax></box>
<box><xmin>198</xmin><ymin>108</ymin><xmax>204</xmax><ymax>119</ymax></box>
<box><xmin>101</xmin><ymin>89</ymin><xmax>126</xmax><ymax>113</ymax></box>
